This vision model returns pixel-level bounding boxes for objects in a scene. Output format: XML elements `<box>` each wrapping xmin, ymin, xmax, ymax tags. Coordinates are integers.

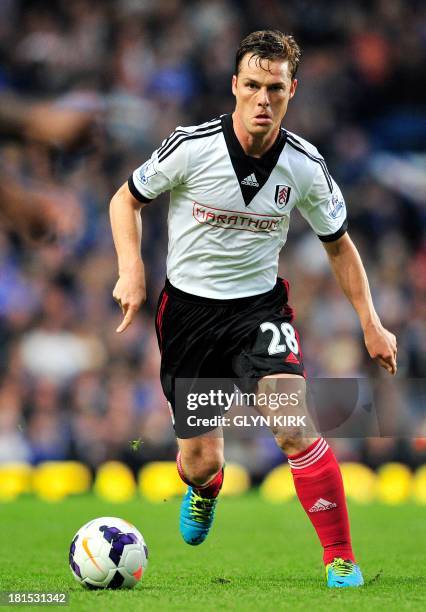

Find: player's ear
<box><xmin>232</xmin><ymin>75</ymin><xmax>238</xmax><ymax>97</ymax></box>
<box><xmin>289</xmin><ymin>78</ymin><xmax>298</xmax><ymax>99</ymax></box>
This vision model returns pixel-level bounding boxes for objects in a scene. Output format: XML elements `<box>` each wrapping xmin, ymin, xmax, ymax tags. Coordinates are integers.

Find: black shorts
<box><xmin>155</xmin><ymin>278</ymin><xmax>305</xmax><ymax>426</ymax></box>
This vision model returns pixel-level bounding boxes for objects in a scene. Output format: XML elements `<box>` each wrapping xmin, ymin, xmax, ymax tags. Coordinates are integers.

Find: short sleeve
<box><xmin>297</xmin><ymin>164</ymin><xmax>348</xmax><ymax>242</ymax></box>
<box><xmin>128</xmin><ymin>135</ymin><xmax>188</xmax><ymax>203</ymax></box>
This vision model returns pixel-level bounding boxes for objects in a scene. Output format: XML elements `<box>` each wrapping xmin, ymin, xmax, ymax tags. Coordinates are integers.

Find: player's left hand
<box><xmin>363</xmin><ymin>321</ymin><xmax>397</xmax><ymax>375</ymax></box>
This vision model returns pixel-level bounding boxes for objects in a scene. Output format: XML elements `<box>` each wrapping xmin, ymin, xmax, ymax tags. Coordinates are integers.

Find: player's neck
<box><xmin>232</xmin><ymin>112</ymin><xmax>279</xmax><ymax>158</ymax></box>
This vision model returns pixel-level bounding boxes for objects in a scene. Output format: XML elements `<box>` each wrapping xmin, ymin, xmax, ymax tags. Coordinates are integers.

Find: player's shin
<box><xmin>288</xmin><ymin>438</ymin><xmax>355</xmax><ymax>565</ymax></box>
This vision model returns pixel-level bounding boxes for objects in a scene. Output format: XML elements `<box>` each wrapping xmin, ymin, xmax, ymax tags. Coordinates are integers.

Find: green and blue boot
<box><xmin>180</xmin><ymin>487</ymin><xmax>219</xmax><ymax>546</ymax></box>
<box><xmin>326</xmin><ymin>558</ymin><xmax>364</xmax><ymax>588</ymax></box>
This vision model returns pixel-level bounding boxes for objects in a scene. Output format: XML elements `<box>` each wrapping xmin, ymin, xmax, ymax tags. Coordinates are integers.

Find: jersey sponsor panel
<box><xmin>192</xmin><ymin>202</ymin><xmax>286</xmax><ymax>233</ymax></box>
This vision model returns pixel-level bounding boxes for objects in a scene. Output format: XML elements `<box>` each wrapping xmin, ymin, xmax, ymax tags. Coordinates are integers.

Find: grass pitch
<box><xmin>0</xmin><ymin>494</ymin><xmax>425</xmax><ymax>611</ymax></box>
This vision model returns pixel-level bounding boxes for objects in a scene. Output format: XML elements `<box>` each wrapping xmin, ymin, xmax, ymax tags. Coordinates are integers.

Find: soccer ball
<box><xmin>69</xmin><ymin>517</ymin><xmax>148</xmax><ymax>589</ymax></box>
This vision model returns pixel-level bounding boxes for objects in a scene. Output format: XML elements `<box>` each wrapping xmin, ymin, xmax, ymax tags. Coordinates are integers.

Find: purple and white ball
<box><xmin>69</xmin><ymin>517</ymin><xmax>148</xmax><ymax>589</ymax></box>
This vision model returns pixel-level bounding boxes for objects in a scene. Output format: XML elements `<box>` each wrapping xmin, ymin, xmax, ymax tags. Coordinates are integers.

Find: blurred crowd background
<box><xmin>0</xmin><ymin>0</ymin><xmax>425</xmax><ymax>481</ymax></box>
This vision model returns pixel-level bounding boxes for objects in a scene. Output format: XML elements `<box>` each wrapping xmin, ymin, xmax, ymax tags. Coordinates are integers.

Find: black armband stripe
<box><xmin>317</xmin><ymin>218</ymin><xmax>348</xmax><ymax>242</ymax></box>
<box><xmin>127</xmin><ymin>176</ymin><xmax>153</xmax><ymax>203</ymax></box>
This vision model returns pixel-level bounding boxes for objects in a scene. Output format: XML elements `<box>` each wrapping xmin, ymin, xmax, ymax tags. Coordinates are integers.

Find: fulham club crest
<box><xmin>274</xmin><ymin>184</ymin><xmax>291</xmax><ymax>208</ymax></box>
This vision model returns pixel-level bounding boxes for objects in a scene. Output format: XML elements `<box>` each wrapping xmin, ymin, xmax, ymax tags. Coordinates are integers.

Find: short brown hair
<box><xmin>235</xmin><ymin>30</ymin><xmax>301</xmax><ymax>79</ymax></box>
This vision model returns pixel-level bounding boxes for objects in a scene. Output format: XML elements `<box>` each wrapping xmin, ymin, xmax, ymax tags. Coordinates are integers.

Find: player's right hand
<box><xmin>112</xmin><ymin>264</ymin><xmax>146</xmax><ymax>333</ymax></box>
<box><xmin>363</xmin><ymin>321</ymin><xmax>397</xmax><ymax>375</ymax></box>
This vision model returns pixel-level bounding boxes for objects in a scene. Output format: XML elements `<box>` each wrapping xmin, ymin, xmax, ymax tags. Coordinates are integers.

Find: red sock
<box><xmin>288</xmin><ymin>438</ymin><xmax>355</xmax><ymax>565</ymax></box>
<box><xmin>176</xmin><ymin>451</ymin><xmax>224</xmax><ymax>499</ymax></box>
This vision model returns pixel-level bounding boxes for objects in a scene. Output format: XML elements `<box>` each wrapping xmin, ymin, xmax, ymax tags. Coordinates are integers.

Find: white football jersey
<box><xmin>129</xmin><ymin>114</ymin><xmax>347</xmax><ymax>299</ymax></box>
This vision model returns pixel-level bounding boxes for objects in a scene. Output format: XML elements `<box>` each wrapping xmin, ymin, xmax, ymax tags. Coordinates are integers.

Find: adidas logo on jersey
<box><xmin>309</xmin><ymin>498</ymin><xmax>337</xmax><ymax>513</ymax></box>
<box><xmin>241</xmin><ymin>173</ymin><xmax>259</xmax><ymax>187</ymax></box>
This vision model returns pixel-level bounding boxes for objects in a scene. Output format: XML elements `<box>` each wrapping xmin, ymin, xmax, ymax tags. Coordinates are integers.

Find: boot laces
<box><xmin>331</xmin><ymin>558</ymin><xmax>355</xmax><ymax>577</ymax></box>
<box><xmin>189</xmin><ymin>491</ymin><xmax>216</xmax><ymax>523</ymax></box>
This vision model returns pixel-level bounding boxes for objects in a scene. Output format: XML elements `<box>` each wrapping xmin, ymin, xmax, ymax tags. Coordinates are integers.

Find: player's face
<box><xmin>232</xmin><ymin>54</ymin><xmax>297</xmax><ymax>137</ymax></box>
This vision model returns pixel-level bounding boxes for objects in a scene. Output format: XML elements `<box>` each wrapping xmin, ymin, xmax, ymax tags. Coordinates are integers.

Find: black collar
<box><xmin>221</xmin><ymin>113</ymin><xmax>286</xmax><ymax>163</ymax></box>
<box><xmin>221</xmin><ymin>113</ymin><xmax>286</xmax><ymax>206</ymax></box>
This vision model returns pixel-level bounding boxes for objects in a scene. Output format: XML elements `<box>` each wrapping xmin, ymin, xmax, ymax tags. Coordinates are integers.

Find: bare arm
<box><xmin>323</xmin><ymin>232</ymin><xmax>397</xmax><ymax>374</ymax></box>
<box><xmin>109</xmin><ymin>182</ymin><xmax>147</xmax><ymax>333</ymax></box>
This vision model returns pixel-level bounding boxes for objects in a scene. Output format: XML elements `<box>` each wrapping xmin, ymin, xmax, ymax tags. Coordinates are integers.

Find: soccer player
<box><xmin>110</xmin><ymin>30</ymin><xmax>397</xmax><ymax>588</ymax></box>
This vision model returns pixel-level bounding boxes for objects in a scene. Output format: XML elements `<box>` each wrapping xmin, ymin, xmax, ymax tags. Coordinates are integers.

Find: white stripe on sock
<box><xmin>288</xmin><ymin>438</ymin><xmax>327</xmax><ymax>467</ymax></box>
<box><xmin>288</xmin><ymin>442</ymin><xmax>329</xmax><ymax>469</ymax></box>
<box><xmin>288</xmin><ymin>438</ymin><xmax>324</xmax><ymax>464</ymax></box>
<box><xmin>288</xmin><ymin>442</ymin><xmax>328</xmax><ymax>469</ymax></box>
